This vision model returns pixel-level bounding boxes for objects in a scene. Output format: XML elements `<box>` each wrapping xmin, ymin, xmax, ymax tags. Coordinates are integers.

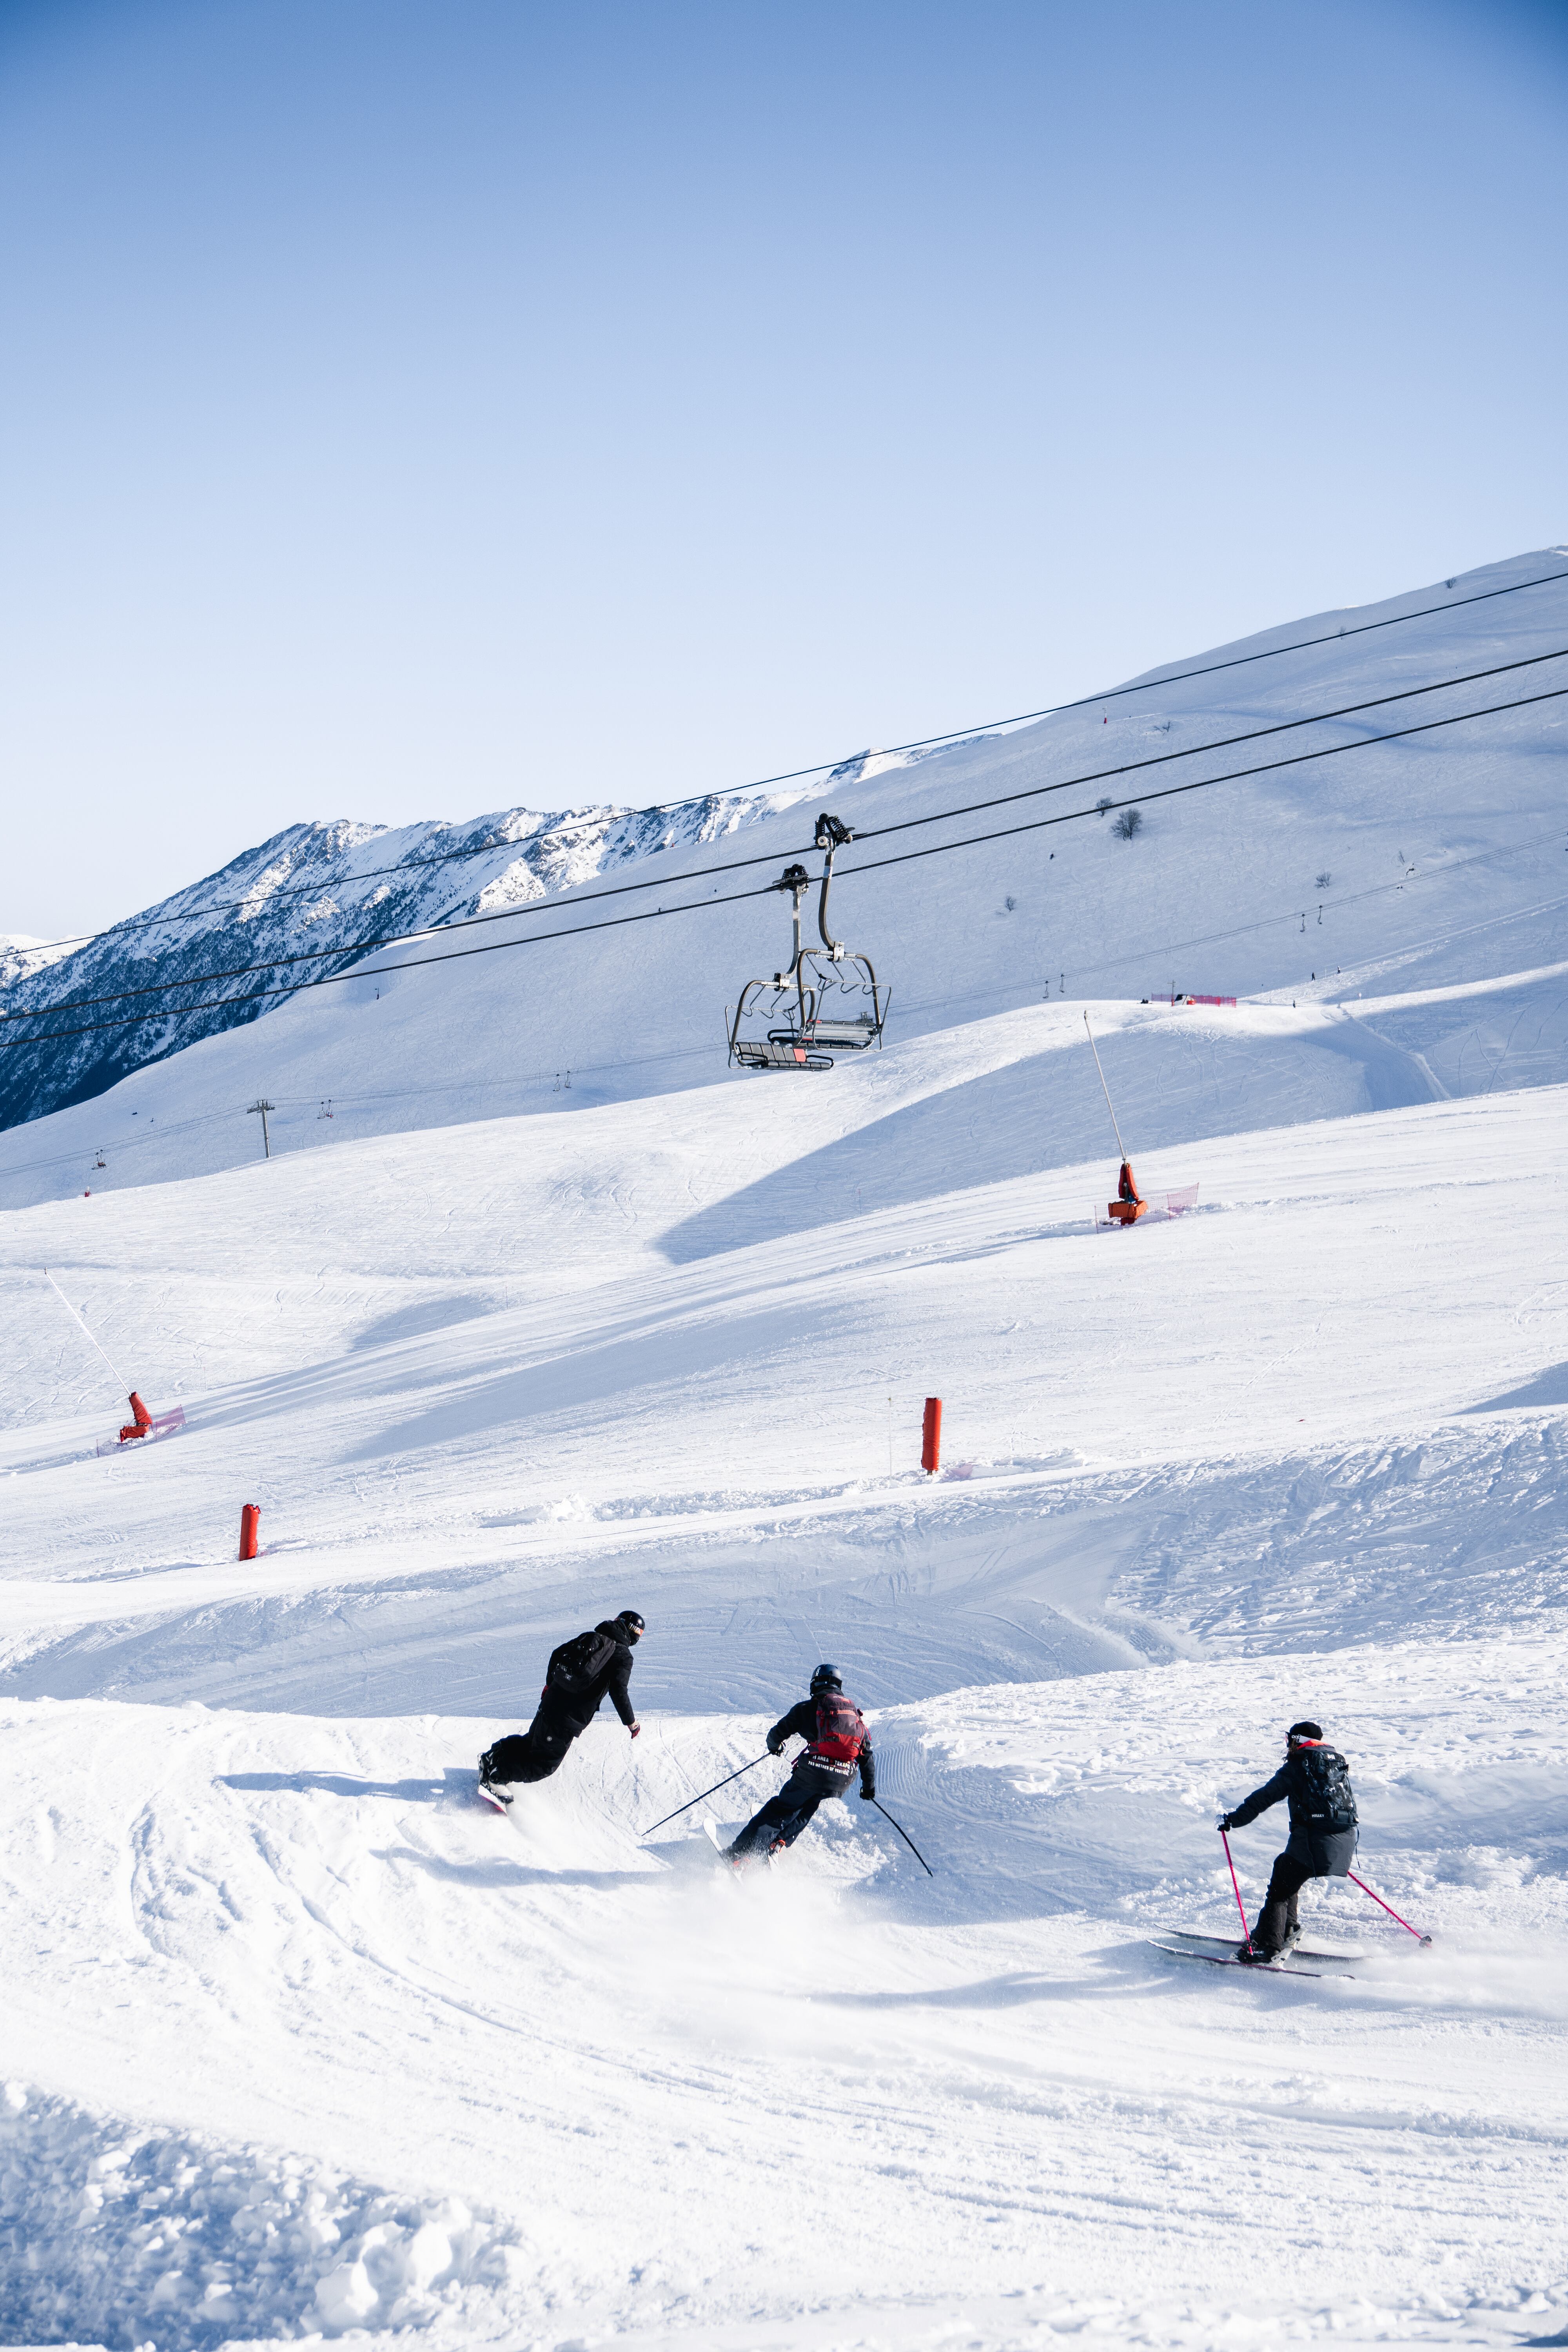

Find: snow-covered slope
<box><xmin>3</xmin><ymin>549</ymin><xmax>1566</xmax><ymax>1207</ymax></box>
<box><xmin>4</xmin><ymin>555</ymin><xmax>1568</xmax><ymax>2352</ymax></box>
<box><xmin>4</xmin><ymin>1020</ymin><xmax>1568</xmax><ymax>2347</ymax></box>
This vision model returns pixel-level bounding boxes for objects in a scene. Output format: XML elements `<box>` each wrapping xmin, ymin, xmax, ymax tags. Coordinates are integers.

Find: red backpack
<box><xmin>809</xmin><ymin>1692</ymin><xmax>866</xmax><ymax>1766</ymax></box>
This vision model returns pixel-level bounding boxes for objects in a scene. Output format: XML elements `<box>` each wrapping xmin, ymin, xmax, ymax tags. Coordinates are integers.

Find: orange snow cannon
<box><xmin>118</xmin><ymin>1391</ymin><xmax>154</xmax><ymax>1443</ymax></box>
<box><xmin>1107</xmin><ymin>1162</ymin><xmax>1147</xmax><ymax>1226</ymax></box>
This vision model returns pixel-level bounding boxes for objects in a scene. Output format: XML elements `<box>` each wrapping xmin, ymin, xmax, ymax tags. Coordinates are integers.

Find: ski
<box><xmin>477</xmin><ymin>1777</ymin><xmax>513</xmax><ymax>1815</ymax></box>
<box><xmin>1167</xmin><ymin>1928</ymin><xmax>1366</xmax><ymax>1963</ymax></box>
<box><xmin>702</xmin><ymin>1817</ymin><xmax>734</xmax><ymax>1862</ymax></box>
<box><xmin>1150</xmin><ymin>1940</ymin><xmax>1350</xmax><ymax>1980</ymax></box>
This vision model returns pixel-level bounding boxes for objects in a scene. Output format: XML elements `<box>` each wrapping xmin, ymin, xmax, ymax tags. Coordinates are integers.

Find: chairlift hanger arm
<box><xmin>814</xmin><ymin>811</ymin><xmax>854</xmax><ymax>956</ymax></box>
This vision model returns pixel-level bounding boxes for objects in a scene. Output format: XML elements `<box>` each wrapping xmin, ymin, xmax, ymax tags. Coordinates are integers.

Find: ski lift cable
<box><xmin>7</xmin><ymin>644</ymin><xmax>1565</xmax><ymax>1031</ymax></box>
<box><xmin>832</xmin><ymin>679</ymin><xmax>1568</xmax><ymax>892</ymax></box>
<box><xmin>10</xmin><ymin>848</ymin><xmax>1561</xmax><ymax>1184</ymax></box>
<box><xmin>15</xmin><ymin>564</ymin><xmax>1568</xmax><ymax>960</ymax></box>
<box><xmin>4</xmin><ymin>675</ymin><xmax>1564</xmax><ymax>1058</ymax></box>
<box><xmin>5</xmin><ymin>831</ymin><xmax>1563</xmax><ymax>1168</ymax></box>
<box><xmin>849</xmin><ymin>642</ymin><xmax>1568</xmax><ymax>847</ymax></box>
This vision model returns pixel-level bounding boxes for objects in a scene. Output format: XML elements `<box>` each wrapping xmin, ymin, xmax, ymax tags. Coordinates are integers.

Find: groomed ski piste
<box><xmin>3</xmin><ymin>554</ymin><xmax>1568</xmax><ymax>2350</ymax></box>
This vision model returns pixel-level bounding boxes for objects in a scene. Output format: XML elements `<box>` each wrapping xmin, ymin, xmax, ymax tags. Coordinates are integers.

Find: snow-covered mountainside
<box><xmin>2</xmin><ymin>549</ymin><xmax>1565</xmax><ymax>1209</ymax></box>
<box><xmin>3</xmin><ymin>553</ymin><xmax>1568</xmax><ymax>2352</ymax></box>
<box><xmin>0</xmin><ymin>789</ymin><xmax>814</xmax><ymax>1132</ymax></box>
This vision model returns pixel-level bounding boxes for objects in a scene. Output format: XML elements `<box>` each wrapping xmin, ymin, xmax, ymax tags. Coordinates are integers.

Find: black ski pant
<box><xmin>1254</xmin><ymin>1830</ymin><xmax>1357</xmax><ymax>1949</ymax></box>
<box><xmin>1263</xmin><ymin>1849</ymin><xmax>1319</xmax><ymax>1926</ymax></box>
<box><xmin>488</xmin><ymin>1693</ymin><xmax>590</xmax><ymax>1786</ymax></box>
<box><xmin>730</xmin><ymin>1764</ymin><xmax>847</xmax><ymax>1859</ymax></box>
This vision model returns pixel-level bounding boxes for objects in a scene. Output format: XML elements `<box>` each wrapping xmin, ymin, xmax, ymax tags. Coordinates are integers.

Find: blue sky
<box><xmin>3</xmin><ymin>0</ymin><xmax>1566</xmax><ymax>935</ymax></box>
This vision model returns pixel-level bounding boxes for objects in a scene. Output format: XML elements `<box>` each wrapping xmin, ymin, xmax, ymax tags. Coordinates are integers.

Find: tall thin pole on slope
<box><xmin>42</xmin><ymin>1269</ymin><xmax>132</xmax><ymax>1397</ymax></box>
<box><xmin>1083</xmin><ymin>1013</ymin><xmax>1130</xmax><ymax>1161</ymax></box>
<box><xmin>248</xmin><ymin>1099</ymin><xmax>275</xmax><ymax>1159</ymax></box>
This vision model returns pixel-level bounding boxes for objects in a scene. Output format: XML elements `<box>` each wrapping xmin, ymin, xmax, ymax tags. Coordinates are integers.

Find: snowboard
<box><xmin>477</xmin><ymin>1776</ymin><xmax>514</xmax><ymax>1815</ymax></box>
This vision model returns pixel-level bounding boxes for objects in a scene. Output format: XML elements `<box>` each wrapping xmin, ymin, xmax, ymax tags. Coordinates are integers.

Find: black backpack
<box><xmin>1295</xmin><ymin>1743</ymin><xmax>1358</xmax><ymax>1835</ymax></box>
<box><xmin>547</xmin><ymin>1625</ymin><xmax>619</xmax><ymax>1696</ymax></box>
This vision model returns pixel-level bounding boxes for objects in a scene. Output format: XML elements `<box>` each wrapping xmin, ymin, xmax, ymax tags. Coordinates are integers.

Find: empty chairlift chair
<box><xmin>727</xmin><ymin>814</ymin><xmax>889</xmax><ymax>1072</ymax></box>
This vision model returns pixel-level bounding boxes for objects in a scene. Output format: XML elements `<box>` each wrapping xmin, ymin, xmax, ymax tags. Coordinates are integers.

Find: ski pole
<box><xmin>1348</xmin><ymin>1871</ymin><xmax>1432</xmax><ymax>1944</ymax></box>
<box><xmin>873</xmin><ymin>1797</ymin><xmax>934</xmax><ymax>1876</ymax></box>
<box><xmin>1220</xmin><ymin>1829</ymin><xmax>1250</xmax><ymax>1939</ymax></box>
<box><xmin>640</xmin><ymin>1753</ymin><xmax>771</xmax><ymax>1837</ymax></box>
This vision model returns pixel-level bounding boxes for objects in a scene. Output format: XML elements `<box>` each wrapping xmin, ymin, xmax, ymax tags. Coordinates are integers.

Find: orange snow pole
<box><xmin>239</xmin><ymin>1504</ymin><xmax>260</xmax><ymax>1561</ymax></box>
<box><xmin>921</xmin><ymin>1397</ymin><xmax>942</xmax><ymax>1476</ymax></box>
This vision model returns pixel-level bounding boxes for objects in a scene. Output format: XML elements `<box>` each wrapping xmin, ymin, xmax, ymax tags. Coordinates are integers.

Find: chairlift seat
<box><xmin>733</xmin><ymin>1035</ymin><xmax>833</xmax><ymax>1072</ymax></box>
<box><xmin>805</xmin><ymin>1016</ymin><xmax>880</xmax><ymax>1049</ymax></box>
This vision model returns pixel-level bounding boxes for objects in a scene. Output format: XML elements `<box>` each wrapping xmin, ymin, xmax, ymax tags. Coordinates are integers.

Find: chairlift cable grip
<box><xmin>1082</xmin><ymin>1013</ymin><xmax>1130</xmax><ymax>1163</ymax></box>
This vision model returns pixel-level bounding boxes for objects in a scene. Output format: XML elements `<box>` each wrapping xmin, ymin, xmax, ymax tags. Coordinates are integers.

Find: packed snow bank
<box><xmin>0</xmin><ymin>2082</ymin><xmax>523</xmax><ymax>2349</ymax></box>
<box><xmin>2</xmin><ymin>1648</ymin><xmax>1565</xmax><ymax>2351</ymax></box>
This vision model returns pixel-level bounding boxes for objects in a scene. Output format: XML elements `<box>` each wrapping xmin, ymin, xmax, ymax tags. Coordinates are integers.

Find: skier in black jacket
<box><xmin>479</xmin><ymin>1612</ymin><xmax>644</xmax><ymax>1800</ymax></box>
<box><xmin>725</xmin><ymin>1664</ymin><xmax>875</xmax><ymax>1863</ymax></box>
<box><xmin>1218</xmin><ymin>1719</ymin><xmax>1359</xmax><ymax>1961</ymax></box>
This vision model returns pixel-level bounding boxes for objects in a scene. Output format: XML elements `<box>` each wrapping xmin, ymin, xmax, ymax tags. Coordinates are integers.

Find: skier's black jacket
<box><xmin>541</xmin><ymin>1622</ymin><xmax>638</xmax><ymax>1734</ymax></box>
<box><xmin>767</xmin><ymin>1697</ymin><xmax>876</xmax><ymax>1798</ymax></box>
<box><xmin>1227</xmin><ymin>1742</ymin><xmax>1358</xmax><ymax>1875</ymax></box>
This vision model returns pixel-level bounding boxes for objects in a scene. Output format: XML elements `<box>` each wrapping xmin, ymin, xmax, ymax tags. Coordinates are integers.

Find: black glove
<box><xmin>767</xmin><ymin>1740</ymin><xmax>782</xmax><ymax>1757</ymax></box>
<box><xmin>1216</xmin><ymin>1813</ymin><xmax>1235</xmax><ymax>1833</ymax></box>
<box><xmin>859</xmin><ymin>1786</ymin><xmax>875</xmax><ymax>1802</ymax></box>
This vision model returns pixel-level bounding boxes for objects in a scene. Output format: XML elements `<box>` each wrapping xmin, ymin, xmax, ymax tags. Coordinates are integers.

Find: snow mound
<box><xmin>0</xmin><ymin>2081</ymin><xmax>526</xmax><ymax>2348</ymax></box>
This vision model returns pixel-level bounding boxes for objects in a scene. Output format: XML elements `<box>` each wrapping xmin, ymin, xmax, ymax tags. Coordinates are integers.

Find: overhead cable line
<box><xmin>16</xmin><ymin>563</ymin><xmax>1568</xmax><ymax>960</ymax></box>
<box><xmin>838</xmin><ymin>680</ymin><xmax>1568</xmax><ymax>890</ymax></box>
<box><xmin>9</xmin><ymin>643</ymin><xmax>1567</xmax><ymax>1029</ymax></box>
<box><xmin>5</xmin><ymin>675</ymin><xmax>1564</xmax><ymax>1056</ymax></box>
<box><xmin>13</xmin><ymin>833</ymin><xmax>1563</xmax><ymax>1184</ymax></box>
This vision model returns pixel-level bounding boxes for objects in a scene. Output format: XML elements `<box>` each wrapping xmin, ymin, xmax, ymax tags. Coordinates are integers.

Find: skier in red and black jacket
<box><xmin>1218</xmin><ymin>1719</ymin><xmax>1359</xmax><ymax>1961</ymax></box>
<box><xmin>726</xmin><ymin>1664</ymin><xmax>875</xmax><ymax>1863</ymax></box>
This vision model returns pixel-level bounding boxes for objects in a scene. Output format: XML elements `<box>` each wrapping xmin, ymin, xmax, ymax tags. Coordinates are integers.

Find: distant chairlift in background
<box><xmin>727</xmin><ymin>813</ymin><xmax>888</xmax><ymax>1073</ymax></box>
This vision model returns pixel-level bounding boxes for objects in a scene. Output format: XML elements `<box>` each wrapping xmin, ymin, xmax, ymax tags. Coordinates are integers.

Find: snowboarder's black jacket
<box><xmin>1227</xmin><ymin>1742</ymin><xmax>1358</xmax><ymax>1874</ymax></box>
<box><xmin>767</xmin><ymin>1697</ymin><xmax>876</xmax><ymax>1798</ymax></box>
<box><xmin>542</xmin><ymin>1622</ymin><xmax>638</xmax><ymax>1734</ymax></box>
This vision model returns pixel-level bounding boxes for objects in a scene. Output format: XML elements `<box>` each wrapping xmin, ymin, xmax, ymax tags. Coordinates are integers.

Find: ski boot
<box><xmin>1236</xmin><ymin>1900</ymin><xmax>1289</xmax><ymax>1963</ymax></box>
<box><xmin>477</xmin><ymin>1749</ymin><xmax>513</xmax><ymax>1806</ymax></box>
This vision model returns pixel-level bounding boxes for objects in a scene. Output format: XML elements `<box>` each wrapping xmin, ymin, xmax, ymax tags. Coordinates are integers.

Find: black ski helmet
<box><xmin>617</xmin><ymin>1610</ymin><xmax>646</xmax><ymax>1644</ymax></box>
<box><xmin>810</xmin><ymin>1662</ymin><xmax>842</xmax><ymax>1693</ymax></box>
<box><xmin>1287</xmin><ymin>1719</ymin><xmax>1323</xmax><ymax>1745</ymax></box>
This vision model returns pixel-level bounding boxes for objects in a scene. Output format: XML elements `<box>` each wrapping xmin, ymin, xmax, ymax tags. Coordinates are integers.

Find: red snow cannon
<box><xmin>1107</xmin><ymin>1162</ymin><xmax>1147</xmax><ymax>1226</ymax></box>
<box><xmin>118</xmin><ymin>1392</ymin><xmax>154</xmax><ymax>1443</ymax></box>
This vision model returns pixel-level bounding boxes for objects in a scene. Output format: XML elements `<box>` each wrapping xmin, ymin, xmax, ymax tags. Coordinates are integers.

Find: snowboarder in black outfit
<box><xmin>479</xmin><ymin>1612</ymin><xmax>645</xmax><ymax>1801</ymax></box>
<box><xmin>1218</xmin><ymin>1719</ymin><xmax>1359</xmax><ymax>1961</ymax></box>
<box><xmin>725</xmin><ymin>1664</ymin><xmax>875</xmax><ymax>1863</ymax></box>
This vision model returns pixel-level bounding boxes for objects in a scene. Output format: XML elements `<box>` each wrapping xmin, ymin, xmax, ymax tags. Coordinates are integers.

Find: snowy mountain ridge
<box><xmin>0</xmin><ymin>785</ymin><xmax>821</xmax><ymax>1132</ymax></box>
